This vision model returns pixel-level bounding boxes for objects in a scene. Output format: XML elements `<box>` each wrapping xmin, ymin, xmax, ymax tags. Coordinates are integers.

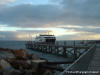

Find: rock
<box><xmin>12</xmin><ymin>49</ymin><xmax>30</xmax><ymax>59</ymax></box>
<box><xmin>0</xmin><ymin>59</ymin><xmax>15</xmax><ymax>75</ymax></box>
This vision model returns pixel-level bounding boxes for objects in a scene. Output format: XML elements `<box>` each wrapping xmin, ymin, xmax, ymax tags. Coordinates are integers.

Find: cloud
<box><xmin>0</xmin><ymin>28</ymin><xmax>100</xmax><ymax>40</ymax></box>
<box><xmin>0</xmin><ymin>0</ymin><xmax>100</xmax><ymax>40</ymax></box>
<box><xmin>60</xmin><ymin>0</ymin><xmax>100</xmax><ymax>26</ymax></box>
<box><xmin>0</xmin><ymin>31</ymin><xmax>18</xmax><ymax>40</ymax></box>
<box><xmin>57</xmin><ymin>25</ymin><xmax>100</xmax><ymax>34</ymax></box>
<box><xmin>0</xmin><ymin>31</ymin><xmax>32</xmax><ymax>40</ymax></box>
<box><xmin>0</xmin><ymin>0</ymin><xmax>100</xmax><ymax>28</ymax></box>
<box><xmin>57</xmin><ymin>30</ymin><xmax>100</xmax><ymax>40</ymax></box>
<box><xmin>0</xmin><ymin>4</ymin><xmax>61</xmax><ymax>27</ymax></box>
<box><xmin>0</xmin><ymin>29</ymin><xmax>50</xmax><ymax>40</ymax></box>
<box><xmin>0</xmin><ymin>0</ymin><xmax>17</xmax><ymax>5</ymax></box>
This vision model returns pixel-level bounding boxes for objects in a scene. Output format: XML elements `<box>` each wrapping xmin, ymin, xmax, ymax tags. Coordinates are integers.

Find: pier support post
<box><xmin>63</xmin><ymin>41</ymin><xmax>67</xmax><ymax>57</ymax></box>
<box><xmin>73</xmin><ymin>41</ymin><xmax>77</xmax><ymax>60</ymax></box>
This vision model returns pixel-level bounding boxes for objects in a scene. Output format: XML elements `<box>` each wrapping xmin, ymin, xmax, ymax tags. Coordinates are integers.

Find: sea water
<box><xmin>0</xmin><ymin>41</ymin><xmax>73</xmax><ymax>61</ymax></box>
<box><xmin>0</xmin><ymin>40</ymin><xmax>87</xmax><ymax>70</ymax></box>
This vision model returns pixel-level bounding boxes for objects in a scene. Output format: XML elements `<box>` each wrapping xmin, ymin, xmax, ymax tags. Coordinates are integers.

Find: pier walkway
<box><xmin>60</xmin><ymin>44</ymin><xmax>100</xmax><ymax>75</ymax></box>
<box><xmin>87</xmin><ymin>47</ymin><xmax>100</xmax><ymax>75</ymax></box>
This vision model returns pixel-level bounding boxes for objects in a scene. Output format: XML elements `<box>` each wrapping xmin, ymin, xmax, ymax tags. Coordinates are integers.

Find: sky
<box><xmin>0</xmin><ymin>0</ymin><xmax>100</xmax><ymax>41</ymax></box>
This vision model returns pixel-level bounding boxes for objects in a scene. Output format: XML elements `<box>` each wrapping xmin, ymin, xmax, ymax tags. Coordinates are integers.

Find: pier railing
<box><xmin>25</xmin><ymin>41</ymin><xmax>90</xmax><ymax>59</ymax></box>
<box><xmin>60</xmin><ymin>43</ymin><xmax>96</xmax><ymax>75</ymax></box>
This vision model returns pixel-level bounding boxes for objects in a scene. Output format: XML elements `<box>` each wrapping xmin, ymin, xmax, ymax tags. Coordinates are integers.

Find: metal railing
<box><xmin>60</xmin><ymin>44</ymin><xmax>96</xmax><ymax>75</ymax></box>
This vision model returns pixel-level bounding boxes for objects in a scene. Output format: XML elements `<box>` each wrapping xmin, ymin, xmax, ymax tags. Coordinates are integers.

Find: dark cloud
<box><xmin>59</xmin><ymin>26</ymin><xmax>100</xmax><ymax>34</ymax></box>
<box><xmin>60</xmin><ymin>0</ymin><xmax>100</xmax><ymax>26</ymax></box>
<box><xmin>17</xmin><ymin>30</ymin><xmax>50</xmax><ymax>33</ymax></box>
<box><xmin>0</xmin><ymin>30</ymin><xmax>50</xmax><ymax>40</ymax></box>
<box><xmin>0</xmin><ymin>4</ymin><xmax>61</xmax><ymax>27</ymax></box>
<box><xmin>75</xmin><ymin>28</ymin><xmax>100</xmax><ymax>34</ymax></box>
<box><xmin>0</xmin><ymin>0</ymin><xmax>100</xmax><ymax>28</ymax></box>
<box><xmin>0</xmin><ymin>0</ymin><xmax>100</xmax><ymax>40</ymax></box>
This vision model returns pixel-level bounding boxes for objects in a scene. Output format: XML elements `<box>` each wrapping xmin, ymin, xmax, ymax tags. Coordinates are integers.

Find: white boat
<box><xmin>35</xmin><ymin>34</ymin><xmax>56</xmax><ymax>44</ymax></box>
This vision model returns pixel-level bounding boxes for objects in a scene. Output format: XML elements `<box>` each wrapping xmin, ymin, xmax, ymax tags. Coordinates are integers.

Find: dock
<box><xmin>25</xmin><ymin>40</ymin><xmax>100</xmax><ymax>75</ymax></box>
<box><xmin>87</xmin><ymin>47</ymin><xmax>100</xmax><ymax>75</ymax></box>
<box><xmin>60</xmin><ymin>43</ymin><xmax>100</xmax><ymax>75</ymax></box>
<box><xmin>25</xmin><ymin>41</ymin><xmax>90</xmax><ymax>60</ymax></box>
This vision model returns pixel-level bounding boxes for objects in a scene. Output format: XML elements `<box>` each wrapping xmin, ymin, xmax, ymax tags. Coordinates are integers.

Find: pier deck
<box><xmin>60</xmin><ymin>44</ymin><xmax>100</xmax><ymax>75</ymax></box>
<box><xmin>87</xmin><ymin>47</ymin><xmax>100</xmax><ymax>75</ymax></box>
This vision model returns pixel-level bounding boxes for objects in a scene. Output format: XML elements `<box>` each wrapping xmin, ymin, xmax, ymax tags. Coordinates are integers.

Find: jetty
<box><xmin>25</xmin><ymin>41</ymin><xmax>90</xmax><ymax>59</ymax></box>
<box><xmin>60</xmin><ymin>41</ymin><xmax>100</xmax><ymax>75</ymax></box>
<box><xmin>0</xmin><ymin>40</ymin><xmax>100</xmax><ymax>75</ymax></box>
<box><xmin>25</xmin><ymin>40</ymin><xmax>100</xmax><ymax>75</ymax></box>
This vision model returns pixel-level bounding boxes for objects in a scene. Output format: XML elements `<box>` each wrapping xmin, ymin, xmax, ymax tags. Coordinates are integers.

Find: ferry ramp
<box><xmin>60</xmin><ymin>44</ymin><xmax>100</xmax><ymax>75</ymax></box>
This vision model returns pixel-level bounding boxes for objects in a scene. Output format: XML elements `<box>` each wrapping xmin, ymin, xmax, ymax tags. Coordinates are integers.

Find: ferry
<box><xmin>35</xmin><ymin>34</ymin><xmax>56</xmax><ymax>44</ymax></box>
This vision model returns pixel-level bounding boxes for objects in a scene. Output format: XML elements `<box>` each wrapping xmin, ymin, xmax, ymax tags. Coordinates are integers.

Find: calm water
<box><xmin>1</xmin><ymin>40</ymin><xmax>95</xmax><ymax>62</ymax></box>
<box><xmin>0</xmin><ymin>41</ymin><xmax>72</xmax><ymax>62</ymax></box>
<box><xmin>0</xmin><ymin>41</ymin><xmax>26</xmax><ymax>49</ymax></box>
<box><xmin>0</xmin><ymin>40</ymin><xmax>82</xmax><ymax>49</ymax></box>
<box><xmin>0</xmin><ymin>40</ymin><xmax>96</xmax><ymax>70</ymax></box>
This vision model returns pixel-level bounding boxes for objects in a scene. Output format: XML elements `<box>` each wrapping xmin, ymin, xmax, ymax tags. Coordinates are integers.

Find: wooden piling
<box><xmin>73</xmin><ymin>41</ymin><xmax>77</xmax><ymax>59</ymax></box>
<box><xmin>25</xmin><ymin>41</ymin><xmax>91</xmax><ymax>58</ymax></box>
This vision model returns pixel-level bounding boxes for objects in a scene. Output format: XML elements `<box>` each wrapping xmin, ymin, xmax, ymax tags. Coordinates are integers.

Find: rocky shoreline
<box><xmin>0</xmin><ymin>48</ymin><xmax>59</xmax><ymax>75</ymax></box>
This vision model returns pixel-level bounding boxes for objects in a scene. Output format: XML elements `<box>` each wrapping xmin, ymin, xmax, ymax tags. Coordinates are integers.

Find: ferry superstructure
<box><xmin>35</xmin><ymin>34</ymin><xmax>56</xmax><ymax>44</ymax></box>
